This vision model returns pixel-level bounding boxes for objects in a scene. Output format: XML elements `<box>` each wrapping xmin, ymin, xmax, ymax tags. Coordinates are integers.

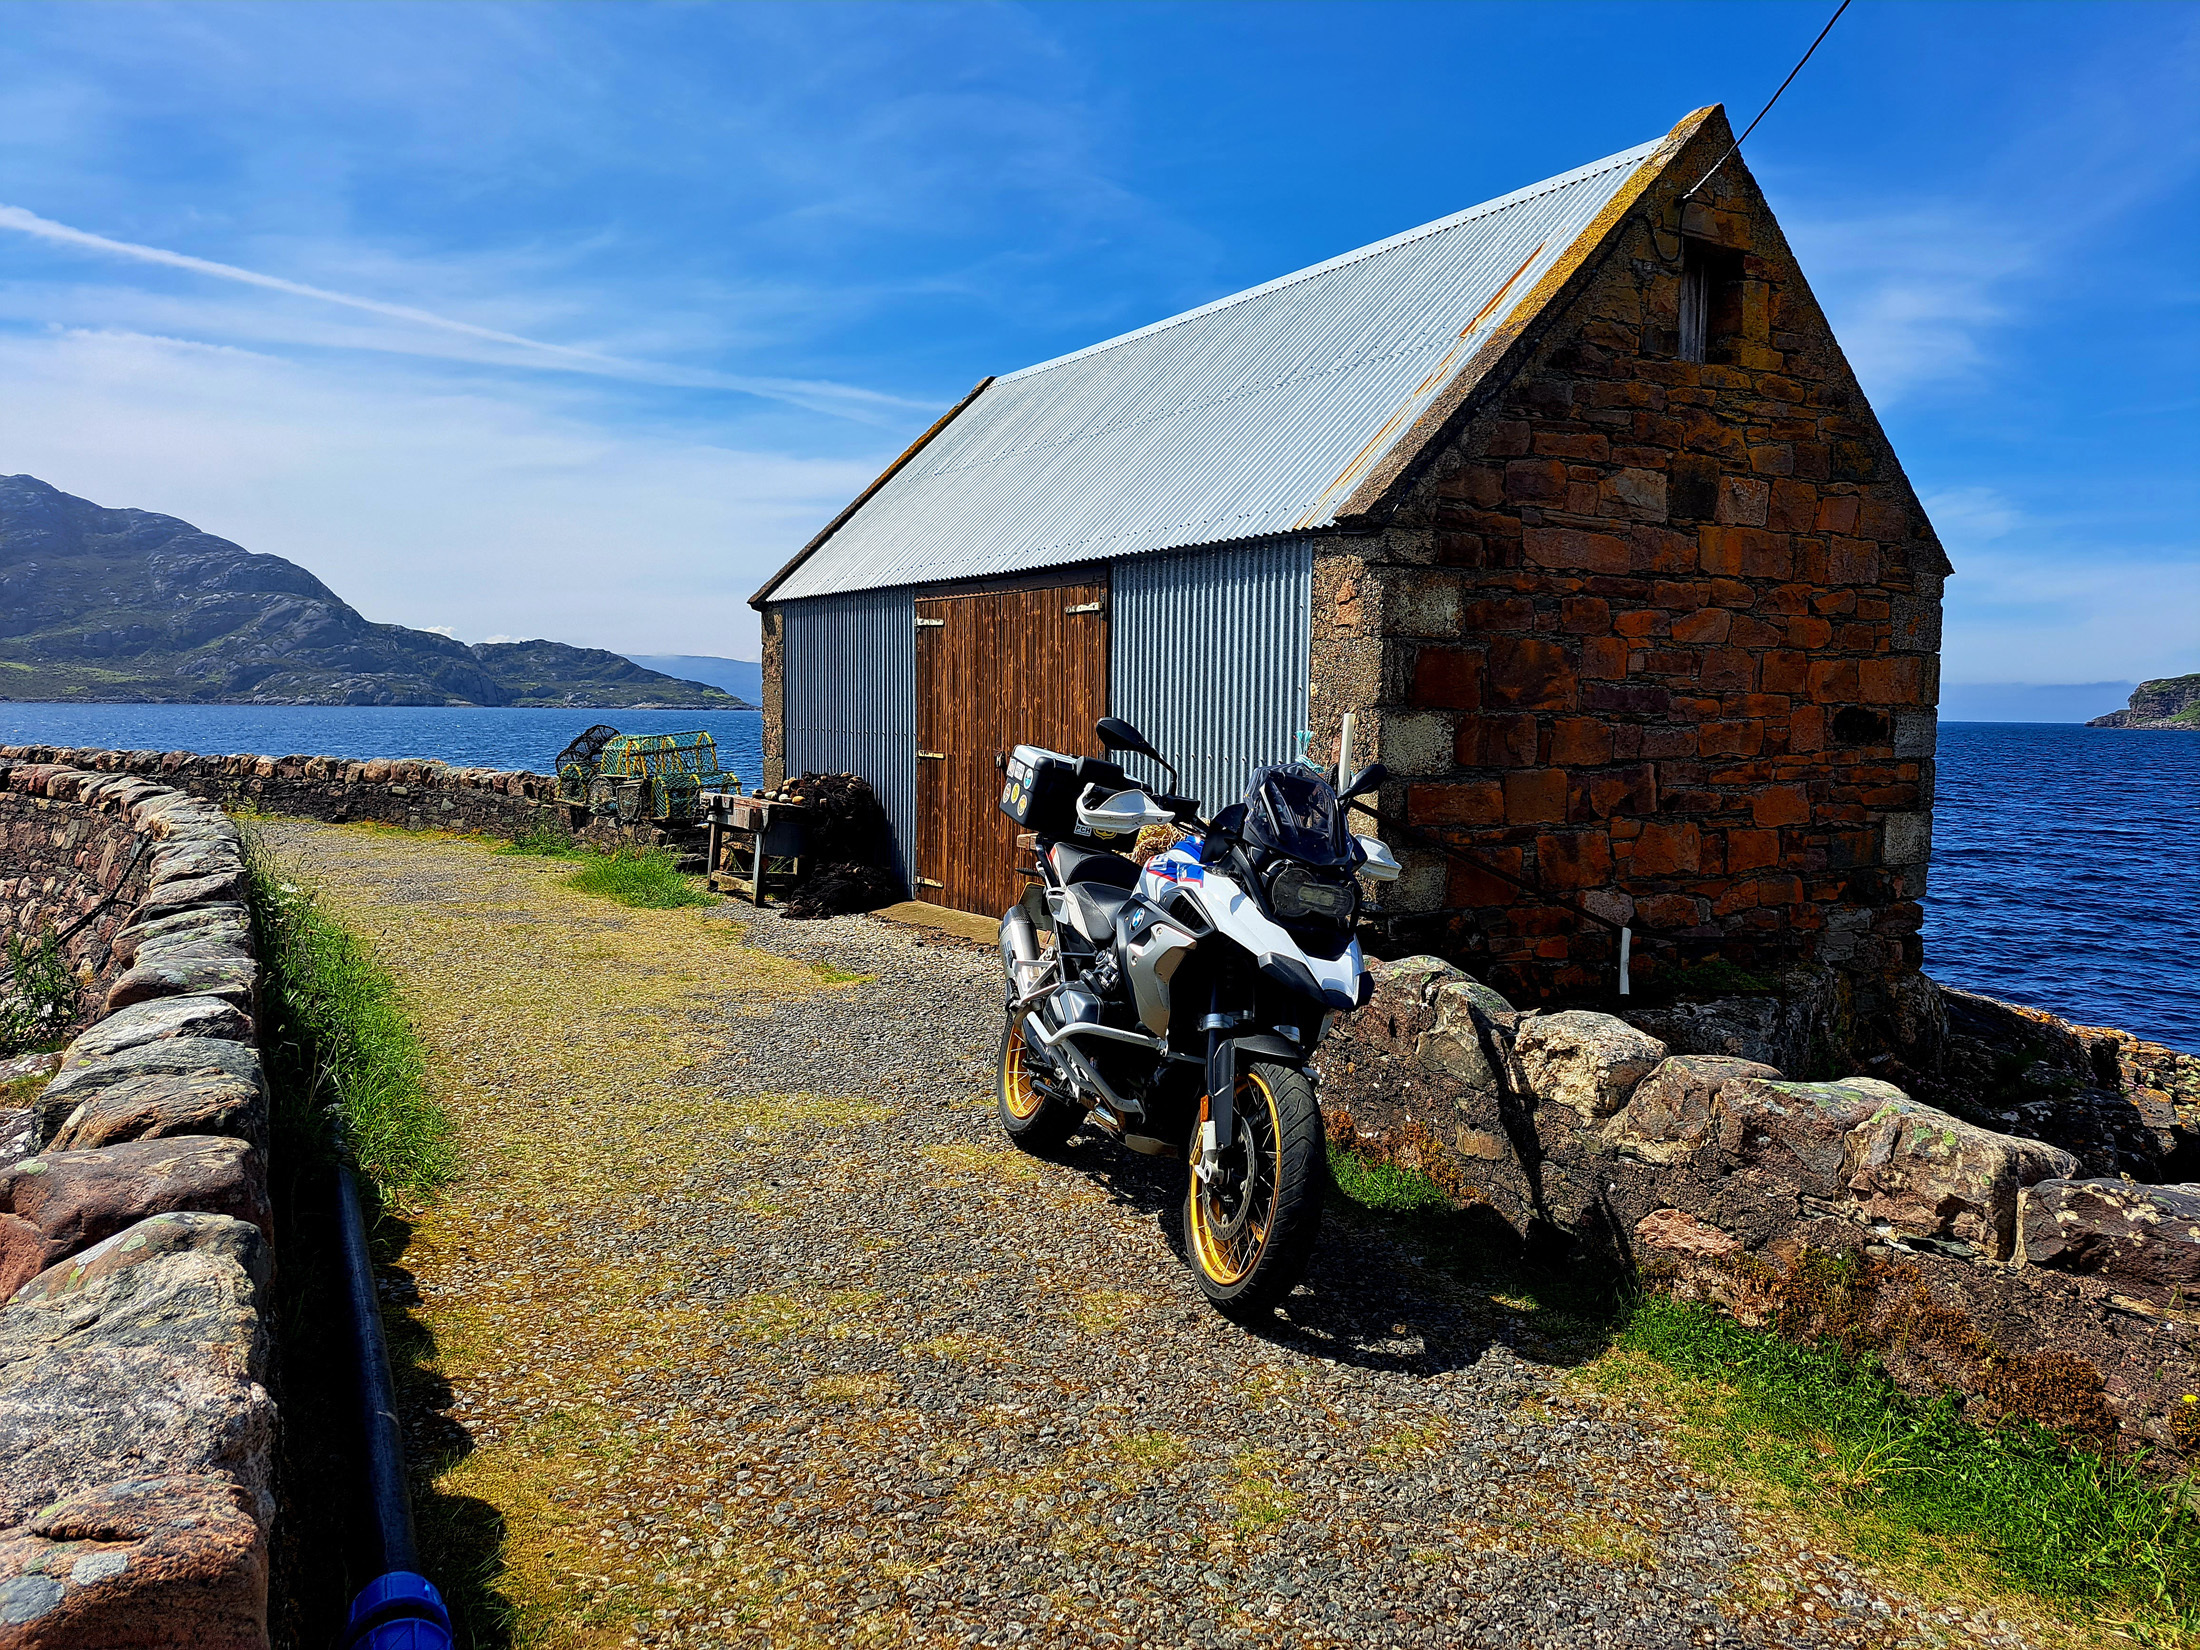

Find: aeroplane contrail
<box><xmin>0</xmin><ymin>202</ymin><xmax>928</xmax><ymax>419</ymax></box>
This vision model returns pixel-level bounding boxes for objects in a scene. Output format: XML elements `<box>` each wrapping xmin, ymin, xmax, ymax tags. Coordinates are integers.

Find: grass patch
<box><xmin>1326</xmin><ymin>1142</ymin><xmax>1454</xmax><ymax>1217</ymax></box>
<box><xmin>561</xmin><ymin>845</ymin><xmax>713</xmax><ymax>910</ymax></box>
<box><xmin>490</xmin><ymin>818</ymin><xmax>582</xmax><ymax>859</ymax></box>
<box><xmin>1324</xmin><ymin>1138</ymin><xmax>2200</xmax><ymax>1639</ymax></box>
<box><xmin>1610</xmin><ymin>1296</ymin><xmax>2200</xmax><ymax>1630</ymax></box>
<box><xmin>243</xmin><ymin>823</ymin><xmax>456</xmax><ymax>1203</ymax></box>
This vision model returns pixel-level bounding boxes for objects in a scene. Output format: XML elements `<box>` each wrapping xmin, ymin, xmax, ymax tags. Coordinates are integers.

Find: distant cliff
<box><xmin>2088</xmin><ymin>674</ymin><xmax>2200</xmax><ymax>731</ymax></box>
<box><xmin>0</xmin><ymin>475</ymin><xmax>751</xmax><ymax>709</ymax></box>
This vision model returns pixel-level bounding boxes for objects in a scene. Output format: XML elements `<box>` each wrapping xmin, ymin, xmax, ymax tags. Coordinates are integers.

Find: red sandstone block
<box><xmin>1806</xmin><ymin>660</ymin><xmax>1860</xmax><ymax>702</ymax></box>
<box><xmin>1581</xmin><ymin>764</ymin><xmax>1657</xmax><ymax>818</ymax></box>
<box><xmin>1455</xmin><ymin>713</ymin><xmax>1539</xmax><ymax>768</ymax></box>
<box><xmin>1785</xmin><ymin>616</ymin><xmax>1833</xmax><ymax>649</ymax></box>
<box><xmin>1487</xmin><ymin>636</ymin><xmax>1577</xmax><ymax>710</ymax></box>
<box><xmin>1698</xmin><ymin>526</ymin><xmax>1793</xmax><ymax>581</ymax></box>
<box><xmin>1698</xmin><ymin>721</ymin><xmax>1763</xmax><ymax>757</ymax></box>
<box><xmin>1584</xmin><ymin>576</ymin><xmax>1651</xmax><ymax>599</ymax></box>
<box><xmin>1768</xmin><ymin>479</ymin><xmax>1818</xmax><ymax>533</ymax></box>
<box><xmin>1526</xmin><ymin>526</ymin><xmax>1630</xmax><ymax>575</ymax></box>
<box><xmin>1505</xmin><ymin>459</ymin><xmax>1568</xmax><ymax>502</ymax></box>
<box><xmin>1857</xmin><ymin>499</ymin><xmax>1909</xmax><ymax>542</ymax></box>
<box><xmin>1631</xmin><ymin>820</ymin><xmax>1700</xmax><ymax>875</ymax></box>
<box><xmin>1411</xmin><ymin>647</ymin><xmax>1485</xmax><ymax>710</ymax></box>
<box><xmin>1535</xmin><ymin>831</ymin><xmax>1613</xmax><ymax>889</ymax></box>
<box><xmin>1652</xmin><ymin>580</ymin><xmax>1708</xmax><ymax>610</ymax></box>
<box><xmin>1637</xmin><ymin>893</ymin><xmax>1709</xmax><ymax>929</ymax></box>
<box><xmin>1601</xmin><ymin>469</ymin><xmax>1668</xmax><ymax>520</ymax></box>
<box><xmin>1504</xmin><ymin>770</ymin><xmax>1569</xmax><ymax>824</ymax></box>
<box><xmin>1627</xmin><ymin>524</ymin><xmax>1700</xmax><ymax>575</ymax></box>
<box><xmin>1813</xmin><ymin>495</ymin><xmax>1861</xmax><ymax>534</ymax></box>
<box><xmin>1827</xmin><ymin>537</ymin><xmax>1880</xmax><ymax>584</ymax></box>
<box><xmin>1726</xmin><ymin>828</ymin><xmax>1780</xmax><ymax>871</ymax></box>
<box><xmin>1614</xmin><ymin>610</ymin><xmax>1664</xmax><ymax>639</ymax></box>
<box><xmin>1859</xmin><ymin>656</ymin><xmax>1923</xmax><ymax>704</ymax></box>
<box><xmin>1670</xmin><ymin>609</ymin><xmax>1732</xmax><ymax>645</ymax></box>
<box><xmin>1533</xmin><ymin>431</ymin><xmax>1610</xmax><ymax>461</ymax></box>
<box><xmin>1835</xmin><ymin>623</ymin><xmax>1886</xmax><ymax>652</ymax></box>
<box><xmin>1762</xmin><ymin>583</ymin><xmax>1811</xmax><ymax>615</ymax></box>
<box><xmin>1407</xmin><ymin>780</ymin><xmax>1504</xmax><ymax>826</ymax></box>
<box><xmin>1713</xmin><ymin>881</ymin><xmax>1760</xmax><ymax>916</ymax></box>
<box><xmin>1446</xmin><ymin>855</ymin><xmax>1523</xmax><ymax>907</ymax></box>
<box><xmin>1580</xmin><ymin>637</ymin><xmax>1628</xmax><ymax>679</ymax></box>
<box><xmin>1640</xmin><ymin>649</ymin><xmax>1696</xmax><ymax>678</ymax></box>
<box><xmin>1725</xmin><ymin>614</ymin><xmax>1783</xmax><ymax>650</ymax></box>
<box><xmin>1483</xmin><ymin>421</ymin><xmax>1531</xmax><ymax>457</ymax></box>
<box><xmin>1560</xmin><ymin>597</ymin><xmax>1610</xmax><ymax>634</ymax></box>
<box><xmin>1550</xmin><ymin>719</ymin><xmax>1613</xmax><ymax>766</ymax></box>
<box><xmin>1639</xmin><ymin>726</ymin><xmax>1697</xmax><ymax>759</ymax></box>
<box><xmin>1584</xmin><ymin>682</ymin><xmax>1671</xmax><ymax>715</ymax></box>
<box><xmin>1564</xmin><ymin>482</ymin><xmax>1601</xmax><ymax>515</ymax></box>
<box><xmin>1698</xmin><ymin>648</ymin><xmax>1756</xmax><ymax>692</ymax></box>
<box><xmin>1751</xmin><ymin>785</ymin><xmax>1811</xmax><ymax>827</ymax></box>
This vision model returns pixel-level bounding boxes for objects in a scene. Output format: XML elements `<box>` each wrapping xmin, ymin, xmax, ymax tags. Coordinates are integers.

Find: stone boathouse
<box><xmin>754</xmin><ymin>104</ymin><xmax>1947</xmax><ymax>1045</ymax></box>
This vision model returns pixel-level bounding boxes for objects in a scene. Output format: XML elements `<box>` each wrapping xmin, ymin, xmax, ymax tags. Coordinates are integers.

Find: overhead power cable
<box><xmin>1682</xmin><ymin>0</ymin><xmax>1853</xmax><ymax>201</ymax></box>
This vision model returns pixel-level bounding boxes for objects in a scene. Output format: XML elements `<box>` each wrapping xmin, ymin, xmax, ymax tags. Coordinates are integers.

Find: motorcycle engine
<box><xmin>1048</xmin><ymin>982</ymin><xmax>1105</xmax><ymax>1028</ymax></box>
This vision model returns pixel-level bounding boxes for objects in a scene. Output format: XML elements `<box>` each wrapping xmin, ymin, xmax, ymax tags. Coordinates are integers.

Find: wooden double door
<box><xmin>914</xmin><ymin>579</ymin><xmax>1108</xmax><ymax>915</ymax></box>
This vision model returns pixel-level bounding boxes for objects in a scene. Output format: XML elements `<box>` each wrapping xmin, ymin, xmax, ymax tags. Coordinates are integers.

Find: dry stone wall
<box><xmin>0</xmin><ymin>763</ymin><xmax>275</xmax><ymax>1649</ymax></box>
<box><xmin>0</xmin><ymin>744</ymin><xmax>698</xmax><ymax>852</ymax></box>
<box><xmin>1319</xmin><ymin>956</ymin><xmax>2200</xmax><ymax>1457</ymax></box>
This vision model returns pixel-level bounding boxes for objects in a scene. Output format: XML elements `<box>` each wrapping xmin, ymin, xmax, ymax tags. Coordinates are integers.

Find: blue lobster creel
<box><xmin>344</xmin><ymin>1571</ymin><xmax>452</xmax><ymax>1650</ymax></box>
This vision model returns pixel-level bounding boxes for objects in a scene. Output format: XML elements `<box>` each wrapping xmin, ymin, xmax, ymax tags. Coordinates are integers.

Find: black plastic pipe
<box><xmin>334</xmin><ymin>1160</ymin><xmax>452</xmax><ymax>1649</ymax></box>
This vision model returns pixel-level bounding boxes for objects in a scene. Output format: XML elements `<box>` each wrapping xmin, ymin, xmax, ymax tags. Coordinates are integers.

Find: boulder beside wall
<box><xmin>2022</xmin><ymin>1179</ymin><xmax>2200</xmax><ymax>1299</ymax></box>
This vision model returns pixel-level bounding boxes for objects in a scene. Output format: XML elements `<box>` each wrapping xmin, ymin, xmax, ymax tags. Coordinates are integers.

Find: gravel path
<box><xmin>263</xmin><ymin>822</ymin><xmax>2058</xmax><ymax>1650</ymax></box>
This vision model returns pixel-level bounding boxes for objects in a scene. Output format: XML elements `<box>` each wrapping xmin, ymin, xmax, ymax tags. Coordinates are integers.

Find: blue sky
<box><xmin>0</xmin><ymin>1</ymin><xmax>2192</xmax><ymax>707</ymax></box>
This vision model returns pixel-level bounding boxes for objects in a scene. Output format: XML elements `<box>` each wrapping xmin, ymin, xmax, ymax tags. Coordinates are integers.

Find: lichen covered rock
<box><xmin>1603</xmin><ymin>1055</ymin><xmax>1779</xmax><ymax>1165</ymax></box>
<box><xmin>2022</xmin><ymin>1179</ymin><xmax>2200</xmax><ymax>1291</ymax></box>
<box><xmin>1512</xmin><ymin>1011</ymin><xmax>1666</xmax><ymax>1122</ymax></box>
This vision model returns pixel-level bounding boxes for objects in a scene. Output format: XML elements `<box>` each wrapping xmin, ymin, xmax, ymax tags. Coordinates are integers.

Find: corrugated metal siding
<box><xmin>772</xmin><ymin>135</ymin><xmax>1665</xmax><ymax>602</ymax></box>
<box><xmin>781</xmin><ymin>589</ymin><xmax>916</xmax><ymax>889</ymax></box>
<box><xmin>1110</xmin><ymin>539</ymin><xmax>1313</xmax><ymax>812</ymax></box>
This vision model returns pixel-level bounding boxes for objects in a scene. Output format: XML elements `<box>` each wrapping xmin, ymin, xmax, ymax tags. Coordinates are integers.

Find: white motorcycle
<box><xmin>995</xmin><ymin>717</ymin><xmax>1398</xmax><ymax>1314</ymax></box>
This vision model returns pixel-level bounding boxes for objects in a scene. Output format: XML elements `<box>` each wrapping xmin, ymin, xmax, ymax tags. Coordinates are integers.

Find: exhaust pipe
<box><xmin>999</xmin><ymin>901</ymin><xmax>1047</xmax><ymax>999</ymax></box>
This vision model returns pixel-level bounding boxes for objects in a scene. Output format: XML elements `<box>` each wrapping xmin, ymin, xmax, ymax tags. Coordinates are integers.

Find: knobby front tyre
<box><xmin>1184</xmin><ymin>1060</ymin><xmax>1323</xmax><ymax>1316</ymax></box>
<box><xmin>996</xmin><ymin>1011</ymin><xmax>1080</xmax><ymax>1154</ymax></box>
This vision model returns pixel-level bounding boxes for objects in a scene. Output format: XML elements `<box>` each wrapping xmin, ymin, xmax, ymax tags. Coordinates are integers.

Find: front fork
<box><xmin>1196</xmin><ymin>977</ymin><xmax>1243</xmax><ymax>1184</ymax></box>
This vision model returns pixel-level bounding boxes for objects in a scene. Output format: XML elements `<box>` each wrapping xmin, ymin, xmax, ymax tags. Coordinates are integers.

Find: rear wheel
<box><xmin>1184</xmin><ymin>1061</ymin><xmax>1323</xmax><ymax>1316</ymax></box>
<box><xmin>997</xmin><ymin>1011</ymin><xmax>1080</xmax><ymax>1153</ymax></box>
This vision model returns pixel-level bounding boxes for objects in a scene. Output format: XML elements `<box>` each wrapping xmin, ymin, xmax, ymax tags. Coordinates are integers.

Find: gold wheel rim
<box><xmin>1188</xmin><ymin>1072</ymin><xmax>1282</xmax><ymax>1288</ymax></box>
<box><xmin>1002</xmin><ymin>1018</ymin><xmax>1046</xmax><ymax>1121</ymax></box>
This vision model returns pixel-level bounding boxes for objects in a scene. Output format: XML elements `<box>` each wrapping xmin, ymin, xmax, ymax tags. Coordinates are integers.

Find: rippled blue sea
<box><xmin>3</xmin><ymin>705</ymin><xmax>2193</xmax><ymax>1050</ymax></box>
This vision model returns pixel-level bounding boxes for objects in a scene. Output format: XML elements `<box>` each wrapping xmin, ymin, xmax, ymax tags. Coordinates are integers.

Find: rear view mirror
<box><xmin>1095</xmin><ymin>717</ymin><xmax>1160</xmax><ymax>762</ymax></box>
<box><xmin>1344</xmin><ymin>762</ymin><xmax>1388</xmax><ymax>798</ymax></box>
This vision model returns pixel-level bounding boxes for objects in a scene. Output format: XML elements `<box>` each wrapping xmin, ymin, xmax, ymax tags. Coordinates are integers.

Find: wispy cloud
<box><xmin>0</xmin><ymin>204</ymin><xmax>932</xmax><ymax>421</ymax></box>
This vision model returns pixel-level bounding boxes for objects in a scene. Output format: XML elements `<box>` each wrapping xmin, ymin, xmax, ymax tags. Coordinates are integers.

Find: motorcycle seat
<box><xmin>1065</xmin><ymin>881</ymin><xmax>1134</xmax><ymax>946</ymax></box>
<box><xmin>1048</xmin><ymin>841</ymin><xmax>1138</xmax><ymax>889</ymax></box>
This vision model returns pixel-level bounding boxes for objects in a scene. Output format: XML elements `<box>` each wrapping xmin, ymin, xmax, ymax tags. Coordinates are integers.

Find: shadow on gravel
<box><xmin>377</xmin><ymin>1208</ymin><xmax>520</xmax><ymax>1650</ymax></box>
<box><xmin>1050</xmin><ymin>1125</ymin><xmax>1626</xmax><ymax>1382</ymax></box>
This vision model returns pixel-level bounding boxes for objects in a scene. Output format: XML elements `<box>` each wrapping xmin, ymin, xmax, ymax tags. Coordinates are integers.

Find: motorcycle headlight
<box><xmin>1270</xmin><ymin>862</ymin><xmax>1358</xmax><ymax>926</ymax></box>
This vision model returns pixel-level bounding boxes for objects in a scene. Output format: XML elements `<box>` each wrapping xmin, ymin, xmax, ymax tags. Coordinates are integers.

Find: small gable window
<box><xmin>1678</xmin><ymin>239</ymin><xmax>1745</xmax><ymax>363</ymax></box>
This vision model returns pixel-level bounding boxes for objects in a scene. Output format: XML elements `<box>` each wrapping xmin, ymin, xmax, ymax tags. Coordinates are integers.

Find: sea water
<box><xmin>2</xmin><ymin>704</ymin><xmax>2192</xmax><ymax>1050</ymax></box>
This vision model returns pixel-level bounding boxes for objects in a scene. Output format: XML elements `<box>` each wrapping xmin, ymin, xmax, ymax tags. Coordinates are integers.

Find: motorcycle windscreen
<box><xmin>1242</xmin><ymin>765</ymin><xmax>1351</xmax><ymax>866</ymax></box>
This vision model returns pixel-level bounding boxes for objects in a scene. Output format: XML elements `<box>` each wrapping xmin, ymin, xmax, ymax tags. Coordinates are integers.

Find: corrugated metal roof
<box><xmin>768</xmin><ymin>128</ymin><xmax>1677</xmax><ymax>604</ymax></box>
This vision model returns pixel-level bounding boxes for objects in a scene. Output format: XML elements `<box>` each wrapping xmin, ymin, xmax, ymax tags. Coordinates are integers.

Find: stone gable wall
<box><xmin>1315</xmin><ymin>122</ymin><xmax>1945</xmax><ymax>1038</ymax></box>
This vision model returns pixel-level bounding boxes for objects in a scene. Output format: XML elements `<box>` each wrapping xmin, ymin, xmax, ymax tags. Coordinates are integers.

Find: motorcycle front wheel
<box><xmin>996</xmin><ymin>1010</ymin><xmax>1081</xmax><ymax>1153</ymax></box>
<box><xmin>1184</xmin><ymin>1061</ymin><xmax>1323</xmax><ymax>1316</ymax></box>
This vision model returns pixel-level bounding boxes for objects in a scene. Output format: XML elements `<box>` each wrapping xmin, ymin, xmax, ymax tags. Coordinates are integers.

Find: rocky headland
<box><xmin>0</xmin><ymin>474</ymin><xmax>753</xmax><ymax>710</ymax></box>
<box><xmin>2087</xmin><ymin>672</ymin><xmax>2200</xmax><ymax>731</ymax></box>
